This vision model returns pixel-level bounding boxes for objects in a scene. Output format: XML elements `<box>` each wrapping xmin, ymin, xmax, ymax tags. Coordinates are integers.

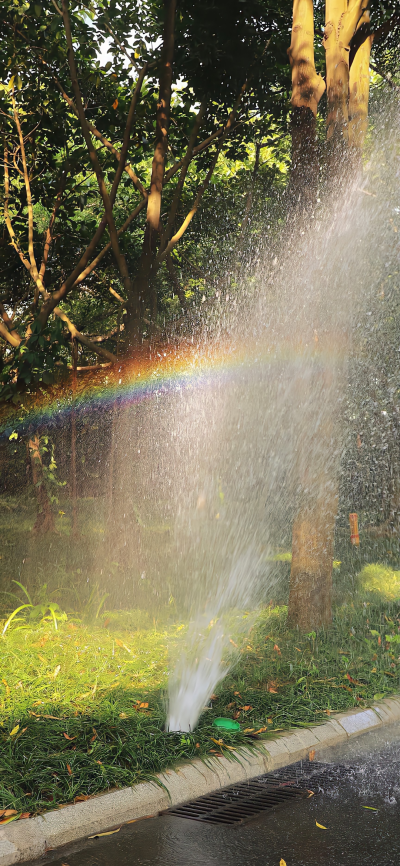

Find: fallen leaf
<box><xmin>273</xmin><ymin>644</ymin><xmax>281</xmax><ymax>655</ymax></box>
<box><xmin>0</xmin><ymin>812</ymin><xmax>20</xmax><ymax>825</ymax></box>
<box><xmin>119</xmin><ymin>712</ymin><xmax>128</xmax><ymax>719</ymax></box>
<box><xmin>316</xmin><ymin>821</ymin><xmax>327</xmax><ymax>829</ymax></box>
<box><xmin>19</xmin><ymin>812</ymin><xmax>31</xmax><ymax>819</ymax></box>
<box><xmin>229</xmin><ymin>639</ymin><xmax>238</xmax><ymax>648</ymax></box>
<box><xmin>294</xmin><ymin>647</ymin><xmax>301</xmax><ymax>652</ymax></box>
<box><xmin>280</xmin><ymin>860</ymin><xmax>287</xmax><ymax>866</ymax></box>
<box><xmin>89</xmin><ymin>828</ymin><xmax>120</xmax><ymax>838</ymax></box>
<box><xmin>307</xmin><ymin>791</ymin><xmax>315</xmax><ymax>797</ymax></box>
<box><xmin>309</xmin><ymin>750</ymin><xmax>315</xmax><ymax>761</ymax></box>
<box><xmin>90</xmin><ymin>730</ymin><xmax>97</xmax><ymax>743</ymax></box>
<box><xmin>244</xmin><ymin>728</ymin><xmax>255</xmax><ymax>733</ymax></box>
<box><xmin>362</xmin><ymin>805</ymin><xmax>378</xmax><ymax>811</ymax></box>
<box><xmin>240</xmin><ymin>705</ymin><xmax>252</xmax><ymax>711</ymax></box>
<box><xmin>10</xmin><ymin>725</ymin><xmax>19</xmax><ymax>737</ymax></box>
<box><xmin>63</xmin><ymin>733</ymin><xmax>76</xmax><ymax>741</ymax></box>
<box><xmin>112</xmin><ymin>99</ymin><xmax>118</xmax><ymax>110</ymax></box>
<box><xmin>233</xmin><ymin>691</ymin><xmax>241</xmax><ymax>697</ymax></box>
<box><xmin>53</xmin><ymin>665</ymin><xmax>61</xmax><ymax>679</ymax></box>
<box><xmin>103</xmin><ymin>618</ymin><xmax>111</xmax><ymax>628</ymax></box>
<box><xmin>233</xmin><ymin>711</ymin><xmax>241</xmax><ymax>719</ymax></box>
<box><xmin>74</xmin><ymin>795</ymin><xmax>90</xmax><ymax>802</ymax></box>
<box><xmin>0</xmin><ymin>810</ymin><xmax>17</xmax><ymax>819</ymax></box>
<box><xmin>254</xmin><ymin>727</ymin><xmax>268</xmax><ymax>734</ymax></box>
<box><xmin>66</xmin><ymin>764</ymin><xmax>72</xmax><ymax>776</ymax></box>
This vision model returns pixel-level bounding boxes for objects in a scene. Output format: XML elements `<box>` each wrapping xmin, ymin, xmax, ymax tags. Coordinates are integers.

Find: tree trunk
<box><xmin>288</xmin><ymin>492</ymin><xmax>338</xmax><ymax>630</ymax></box>
<box><xmin>28</xmin><ymin>434</ymin><xmax>55</xmax><ymax>534</ymax></box>
<box><xmin>324</xmin><ymin>0</ymin><xmax>349</xmax><ymax>154</ymax></box>
<box><xmin>287</xmin><ymin>0</ymin><xmax>325</xmax><ymax>210</ymax></box>
<box><xmin>348</xmin><ymin>31</ymin><xmax>374</xmax><ymax>156</ymax></box>
<box><xmin>324</xmin><ymin>0</ymin><xmax>365</xmax><ymax>167</ymax></box>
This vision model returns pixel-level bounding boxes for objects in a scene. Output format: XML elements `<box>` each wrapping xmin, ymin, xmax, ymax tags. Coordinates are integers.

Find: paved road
<box><xmin>32</xmin><ymin>724</ymin><xmax>400</xmax><ymax>866</ymax></box>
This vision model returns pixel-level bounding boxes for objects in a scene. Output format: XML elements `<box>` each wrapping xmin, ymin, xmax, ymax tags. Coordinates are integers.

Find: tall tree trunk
<box><xmin>348</xmin><ymin>31</ymin><xmax>374</xmax><ymax>157</ymax></box>
<box><xmin>28</xmin><ymin>434</ymin><xmax>55</xmax><ymax>534</ymax></box>
<box><xmin>288</xmin><ymin>490</ymin><xmax>338</xmax><ymax>630</ymax></box>
<box><xmin>287</xmin><ymin>0</ymin><xmax>325</xmax><ymax>210</ymax></box>
<box><xmin>125</xmin><ymin>0</ymin><xmax>176</xmax><ymax>347</ymax></box>
<box><xmin>324</xmin><ymin>0</ymin><xmax>365</xmax><ymax>165</ymax></box>
<box><xmin>287</xmin><ymin>360</ymin><xmax>341</xmax><ymax>631</ymax></box>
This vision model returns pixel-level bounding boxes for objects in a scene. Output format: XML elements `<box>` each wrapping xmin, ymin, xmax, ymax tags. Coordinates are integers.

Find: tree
<box><xmin>0</xmin><ymin>0</ymin><xmax>292</xmax><ymax>391</ymax></box>
<box><xmin>287</xmin><ymin>0</ymin><xmax>400</xmax><ymax>630</ymax></box>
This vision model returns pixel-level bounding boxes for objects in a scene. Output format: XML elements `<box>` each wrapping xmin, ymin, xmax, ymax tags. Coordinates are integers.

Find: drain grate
<box><xmin>161</xmin><ymin>759</ymin><xmax>354</xmax><ymax>826</ymax></box>
<box><xmin>161</xmin><ymin>780</ymin><xmax>310</xmax><ymax>825</ymax></box>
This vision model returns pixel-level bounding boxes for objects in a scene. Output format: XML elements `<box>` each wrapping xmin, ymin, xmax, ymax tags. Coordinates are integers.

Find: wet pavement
<box><xmin>31</xmin><ymin>723</ymin><xmax>400</xmax><ymax>866</ymax></box>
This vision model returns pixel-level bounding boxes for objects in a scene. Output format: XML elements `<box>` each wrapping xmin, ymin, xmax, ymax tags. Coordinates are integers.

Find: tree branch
<box><xmin>61</xmin><ymin>0</ymin><xmax>131</xmax><ymax>297</ymax></box>
<box><xmin>146</xmin><ymin>0</ymin><xmax>176</xmax><ymax>230</ymax></box>
<box><xmin>160</xmin><ymin>101</ymin><xmax>205</xmax><ymax>252</ymax></box>
<box><xmin>73</xmin><ymin>197</ymin><xmax>147</xmax><ymax>287</ymax></box>
<box><xmin>156</xmin><ymin>81</ymin><xmax>248</xmax><ymax>268</ymax></box>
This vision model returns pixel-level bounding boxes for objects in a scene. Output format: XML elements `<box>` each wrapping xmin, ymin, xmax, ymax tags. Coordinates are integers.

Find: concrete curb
<box><xmin>2</xmin><ymin>696</ymin><xmax>400</xmax><ymax>865</ymax></box>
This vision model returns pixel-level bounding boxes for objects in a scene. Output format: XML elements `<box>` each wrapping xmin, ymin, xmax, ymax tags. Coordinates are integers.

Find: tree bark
<box><xmin>324</xmin><ymin>0</ymin><xmax>365</xmax><ymax>162</ymax></box>
<box><xmin>288</xmin><ymin>493</ymin><xmax>338</xmax><ymax>630</ymax></box>
<box><xmin>348</xmin><ymin>30</ymin><xmax>373</xmax><ymax>154</ymax></box>
<box><xmin>287</xmin><ymin>0</ymin><xmax>325</xmax><ymax>210</ymax></box>
<box><xmin>28</xmin><ymin>435</ymin><xmax>55</xmax><ymax>534</ymax></box>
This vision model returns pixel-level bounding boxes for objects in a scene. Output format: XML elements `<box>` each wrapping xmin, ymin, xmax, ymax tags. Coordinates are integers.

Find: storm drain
<box><xmin>161</xmin><ymin>780</ymin><xmax>310</xmax><ymax>825</ymax></box>
<box><xmin>161</xmin><ymin>760</ymin><xmax>352</xmax><ymax>825</ymax></box>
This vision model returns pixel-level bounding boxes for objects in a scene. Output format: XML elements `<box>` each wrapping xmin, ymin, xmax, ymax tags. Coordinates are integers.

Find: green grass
<box><xmin>0</xmin><ymin>595</ymin><xmax>400</xmax><ymax>820</ymax></box>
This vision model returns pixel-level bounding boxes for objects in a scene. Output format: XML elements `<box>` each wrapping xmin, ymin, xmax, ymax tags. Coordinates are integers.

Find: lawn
<box><xmin>0</xmin><ymin>594</ymin><xmax>399</xmax><ymax>821</ymax></box>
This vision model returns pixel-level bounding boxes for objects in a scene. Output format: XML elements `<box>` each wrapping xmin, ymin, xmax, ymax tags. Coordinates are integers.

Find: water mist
<box><xmin>94</xmin><ymin>101</ymin><xmax>400</xmax><ymax>732</ymax></box>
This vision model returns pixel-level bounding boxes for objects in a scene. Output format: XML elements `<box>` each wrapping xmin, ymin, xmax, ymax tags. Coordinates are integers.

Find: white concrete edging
<box><xmin>1</xmin><ymin>696</ymin><xmax>400</xmax><ymax>865</ymax></box>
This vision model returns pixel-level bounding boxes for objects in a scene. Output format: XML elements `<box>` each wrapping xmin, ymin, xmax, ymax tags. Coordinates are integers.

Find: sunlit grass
<box><xmin>0</xmin><ymin>597</ymin><xmax>399</xmax><ymax>818</ymax></box>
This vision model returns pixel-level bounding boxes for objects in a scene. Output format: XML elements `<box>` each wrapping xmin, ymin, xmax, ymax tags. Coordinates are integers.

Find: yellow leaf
<box><xmin>53</xmin><ymin>664</ymin><xmax>61</xmax><ymax>679</ymax></box>
<box><xmin>10</xmin><ymin>725</ymin><xmax>19</xmax><ymax>737</ymax></box>
<box><xmin>280</xmin><ymin>860</ymin><xmax>287</xmax><ymax>866</ymax></box>
<box><xmin>316</xmin><ymin>821</ymin><xmax>327</xmax><ymax>829</ymax></box>
<box><xmin>362</xmin><ymin>805</ymin><xmax>378</xmax><ymax>811</ymax></box>
<box><xmin>88</xmin><ymin>828</ymin><xmax>120</xmax><ymax>838</ymax></box>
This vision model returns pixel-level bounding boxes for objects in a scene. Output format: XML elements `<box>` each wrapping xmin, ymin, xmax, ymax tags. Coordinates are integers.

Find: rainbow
<box><xmin>0</xmin><ymin>330</ymin><xmax>349</xmax><ymax>437</ymax></box>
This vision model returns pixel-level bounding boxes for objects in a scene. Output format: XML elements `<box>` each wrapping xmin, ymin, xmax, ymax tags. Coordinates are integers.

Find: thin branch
<box><xmin>61</xmin><ymin>0</ymin><xmax>131</xmax><ymax>298</ymax></box>
<box><xmin>165</xmin><ymin>254</ymin><xmax>186</xmax><ymax>308</ymax></box>
<box><xmin>102</xmin><ymin>20</ymin><xmax>139</xmax><ymax>72</ymax></box>
<box><xmin>160</xmin><ymin>101</ymin><xmax>206</xmax><ymax>252</ymax></box>
<box><xmin>156</xmin><ymin>81</ymin><xmax>248</xmax><ymax>268</ymax></box>
<box><xmin>73</xmin><ymin>197</ymin><xmax>147</xmax><ymax>286</ymax></box>
<box><xmin>51</xmin><ymin>69</ymin><xmax>148</xmax><ymax>199</ymax></box>
<box><xmin>55</xmin><ymin>307</ymin><xmax>118</xmax><ymax>362</ymax></box>
<box><xmin>39</xmin><ymin>171</ymin><xmax>66</xmax><ymax>281</ymax></box>
<box><xmin>11</xmin><ymin>92</ymin><xmax>43</xmax><ymax>290</ymax></box>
